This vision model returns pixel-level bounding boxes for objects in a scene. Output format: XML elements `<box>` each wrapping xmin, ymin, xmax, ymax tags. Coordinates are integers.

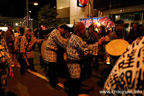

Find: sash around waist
<box><xmin>67</xmin><ymin>59</ymin><xmax>82</xmax><ymax>64</ymax></box>
<box><xmin>46</xmin><ymin>47</ymin><xmax>58</xmax><ymax>52</ymax></box>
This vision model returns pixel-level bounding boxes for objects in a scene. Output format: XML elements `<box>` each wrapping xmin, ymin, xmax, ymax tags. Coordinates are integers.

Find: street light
<box><xmin>33</xmin><ymin>2</ymin><xmax>38</xmax><ymax>6</ymax></box>
<box><xmin>26</xmin><ymin>0</ymin><xmax>38</xmax><ymax>27</ymax></box>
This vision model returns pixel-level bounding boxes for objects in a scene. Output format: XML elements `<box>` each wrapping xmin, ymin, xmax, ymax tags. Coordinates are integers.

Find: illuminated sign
<box><xmin>80</xmin><ymin>17</ymin><xmax>115</xmax><ymax>28</ymax></box>
<box><xmin>79</xmin><ymin>0</ymin><xmax>88</xmax><ymax>5</ymax></box>
<box><xmin>0</xmin><ymin>27</ymin><xmax>8</xmax><ymax>31</ymax></box>
<box><xmin>77</xmin><ymin>0</ymin><xmax>87</xmax><ymax>7</ymax></box>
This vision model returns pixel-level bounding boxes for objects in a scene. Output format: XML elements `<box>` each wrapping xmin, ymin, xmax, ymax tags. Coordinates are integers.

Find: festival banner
<box><xmin>80</xmin><ymin>16</ymin><xmax>115</xmax><ymax>28</ymax></box>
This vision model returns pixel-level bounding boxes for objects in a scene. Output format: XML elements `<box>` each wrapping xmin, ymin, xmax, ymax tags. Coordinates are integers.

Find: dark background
<box><xmin>1</xmin><ymin>0</ymin><xmax>144</xmax><ymax>19</ymax></box>
<box><xmin>0</xmin><ymin>0</ymin><xmax>56</xmax><ymax>19</ymax></box>
<box><xmin>94</xmin><ymin>0</ymin><xmax>144</xmax><ymax>10</ymax></box>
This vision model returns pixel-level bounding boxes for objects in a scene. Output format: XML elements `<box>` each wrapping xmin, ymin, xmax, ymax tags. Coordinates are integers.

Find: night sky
<box><xmin>0</xmin><ymin>0</ymin><xmax>56</xmax><ymax>19</ymax></box>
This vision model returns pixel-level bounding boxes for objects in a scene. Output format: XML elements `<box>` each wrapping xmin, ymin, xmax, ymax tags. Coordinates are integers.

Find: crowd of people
<box><xmin>0</xmin><ymin>19</ymin><xmax>144</xmax><ymax>96</ymax></box>
<box><xmin>0</xmin><ymin>25</ymin><xmax>43</xmax><ymax>96</ymax></box>
<box><xmin>44</xmin><ymin>20</ymin><xmax>144</xmax><ymax>96</ymax></box>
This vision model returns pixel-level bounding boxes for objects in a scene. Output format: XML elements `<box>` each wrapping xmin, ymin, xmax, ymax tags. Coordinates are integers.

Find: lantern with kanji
<box><xmin>79</xmin><ymin>0</ymin><xmax>88</xmax><ymax>5</ymax></box>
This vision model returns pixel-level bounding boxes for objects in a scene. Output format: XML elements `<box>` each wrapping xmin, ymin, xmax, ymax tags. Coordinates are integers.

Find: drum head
<box><xmin>105</xmin><ymin>39</ymin><xmax>129</xmax><ymax>56</ymax></box>
<box><xmin>41</xmin><ymin>40</ymin><xmax>47</xmax><ymax>60</ymax></box>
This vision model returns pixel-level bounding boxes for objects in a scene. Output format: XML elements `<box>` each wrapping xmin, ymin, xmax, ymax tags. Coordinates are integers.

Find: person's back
<box><xmin>103</xmin><ymin>36</ymin><xmax>144</xmax><ymax>95</ymax></box>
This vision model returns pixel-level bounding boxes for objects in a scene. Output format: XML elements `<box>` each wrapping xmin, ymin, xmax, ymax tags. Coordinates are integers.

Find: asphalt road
<box><xmin>5</xmin><ymin>47</ymin><xmax>111</xmax><ymax>96</ymax></box>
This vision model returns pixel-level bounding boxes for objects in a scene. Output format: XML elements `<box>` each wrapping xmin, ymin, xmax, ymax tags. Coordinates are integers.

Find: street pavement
<box><xmin>5</xmin><ymin>46</ymin><xmax>112</xmax><ymax>96</ymax></box>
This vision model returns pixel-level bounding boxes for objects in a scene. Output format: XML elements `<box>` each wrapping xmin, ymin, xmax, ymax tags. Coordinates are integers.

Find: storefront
<box><xmin>80</xmin><ymin>16</ymin><xmax>115</xmax><ymax>31</ymax></box>
<box><xmin>102</xmin><ymin>4</ymin><xmax>144</xmax><ymax>32</ymax></box>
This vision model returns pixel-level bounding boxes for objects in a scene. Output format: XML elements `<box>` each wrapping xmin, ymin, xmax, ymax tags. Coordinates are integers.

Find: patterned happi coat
<box><xmin>45</xmin><ymin>29</ymin><xmax>68</xmax><ymax>62</ymax></box>
<box><xmin>20</xmin><ymin>35</ymin><xmax>42</xmax><ymax>59</ymax></box>
<box><xmin>4</xmin><ymin>30</ymin><xmax>15</xmax><ymax>54</ymax></box>
<box><xmin>103</xmin><ymin>36</ymin><xmax>144</xmax><ymax>96</ymax></box>
<box><xmin>0</xmin><ymin>38</ymin><xmax>14</xmax><ymax>89</ymax></box>
<box><xmin>14</xmin><ymin>35</ymin><xmax>23</xmax><ymax>52</ymax></box>
<box><xmin>66</xmin><ymin>34</ymin><xmax>98</xmax><ymax>78</ymax></box>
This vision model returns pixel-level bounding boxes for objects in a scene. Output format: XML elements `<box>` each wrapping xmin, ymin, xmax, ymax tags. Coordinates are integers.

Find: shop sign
<box><xmin>79</xmin><ymin>0</ymin><xmax>88</xmax><ymax>5</ymax></box>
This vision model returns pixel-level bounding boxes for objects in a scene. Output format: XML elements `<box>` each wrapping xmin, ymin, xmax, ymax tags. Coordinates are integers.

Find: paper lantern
<box><xmin>79</xmin><ymin>0</ymin><xmax>88</xmax><ymax>5</ymax></box>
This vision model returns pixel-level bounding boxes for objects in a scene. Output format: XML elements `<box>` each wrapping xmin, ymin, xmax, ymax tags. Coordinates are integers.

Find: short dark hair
<box><xmin>7</xmin><ymin>24</ymin><xmax>13</xmax><ymax>27</ymax></box>
<box><xmin>59</xmin><ymin>24</ymin><xmax>69</xmax><ymax>31</ymax></box>
<box><xmin>88</xmin><ymin>25</ymin><xmax>94</xmax><ymax>30</ymax></box>
<box><xmin>115</xmin><ymin>20</ymin><xmax>124</xmax><ymax>25</ymax></box>
<box><xmin>20</xmin><ymin>27</ymin><xmax>25</xmax><ymax>35</ymax></box>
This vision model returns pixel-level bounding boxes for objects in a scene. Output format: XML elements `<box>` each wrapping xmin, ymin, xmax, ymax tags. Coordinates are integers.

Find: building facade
<box><xmin>56</xmin><ymin>0</ymin><xmax>144</xmax><ymax>30</ymax></box>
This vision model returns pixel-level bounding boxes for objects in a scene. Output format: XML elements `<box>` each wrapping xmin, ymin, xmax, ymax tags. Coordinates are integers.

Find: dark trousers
<box><xmin>68</xmin><ymin>78</ymin><xmax>82</xmax><ymax>96</ymax></box>
<box><xmin>17</xmin><ymin>52</ymin><xmax>22</xmax><ymax>64</ymax></box>
<box><xmin>93</xmin><ymin>56</ymin><xmax>99</xmax><ymax>70</ymax></box>
<box><xmin>27</xmin><ymin>58</ymin><xmax>35</xmax><ymax>71</ymax></box>
<box><xmin>0</xmin><ymin>75</ymin><xmax>5</xmax><ymax>96</ymax></box>
<box><xmin>20</xmin><ymin>58</ymin><xmax>35</xmax><ymax>74</ymax></box>
<box><xmin>46</xmin><ymin>62</ymin><xmax>58</xmax><ymax>87</ymax></box>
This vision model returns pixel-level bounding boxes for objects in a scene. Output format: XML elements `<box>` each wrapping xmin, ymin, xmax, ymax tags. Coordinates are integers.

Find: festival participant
<box><xmin>66</xmin><ymin>22</ymin><xmax>105</xmax><ymax>96</ymax></box>
<box><xmin>14</xmin><ymin>27</ymin><xmax>25</xmax><ymax>74</ymax></box>
<box><xmin>4</xmin><ymin>25</ymin><xmax>15</xmax><ymax>67</ymax></box>
<box><xmin>110</xmin><ymin>20</ymin><xmax>127</xmax><ymax>41</ymax></box>
<box><xmin>20</xmin><ymin>28</ymin><xmax>43</xmax><ymax>74</ymax></box>
<box><xmin>103</xmin><ymin>36</ymin><xmax>144</xmax><ymax>96</ymax></box>
<box><xmin>45</xmin><ymin>24</ymin><xmax>69</xmax><ymax>90</ymax></box>
<box><xmin>0</xmin><ymin>33</ymin><xmax>14</xmax><ymax>96</ymax></box>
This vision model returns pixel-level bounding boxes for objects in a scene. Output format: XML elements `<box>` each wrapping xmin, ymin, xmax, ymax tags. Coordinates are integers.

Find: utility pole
<box><xmin>26</xmin><ymin>0</ymin><xmax>29</xmax><ymax>27</ymax></box>
<box><xmin>89</xmin><ymin>0</ymin><xmax>93</xmax><ymax>23</ymax></box>
<box><xmin>109</xmin><ymin>2</ymin><xmax>112</xmax><ymax>19</ymax></box>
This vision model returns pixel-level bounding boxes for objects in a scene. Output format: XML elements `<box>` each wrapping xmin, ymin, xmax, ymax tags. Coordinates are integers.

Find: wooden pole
<box><xmin>23</xmin><ymin>54</ymin><xmax>30</xmax><ymax>66</ymax></box>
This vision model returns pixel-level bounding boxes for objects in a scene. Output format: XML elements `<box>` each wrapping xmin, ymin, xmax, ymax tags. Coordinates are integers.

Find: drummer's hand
<box><xmin>63</xmin><ymin>53</ymin><xmax>67</xmax><ymax>62</ymax></box>
<box><xmin>98</xmin><ymin>37</ymin><xmax>106</xmax><ymax>45</ymax></box>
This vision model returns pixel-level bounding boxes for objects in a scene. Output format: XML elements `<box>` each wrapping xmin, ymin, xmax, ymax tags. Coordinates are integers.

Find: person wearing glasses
<box><xmin>20</xmin><ymin>28</ymin><xmax>43</xmax><ymax>74</ymax></box>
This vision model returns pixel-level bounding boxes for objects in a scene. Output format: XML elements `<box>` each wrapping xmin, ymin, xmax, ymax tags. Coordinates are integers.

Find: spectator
<box><xmin>85</xmin><ymin>25</ymin><xmax>100</xmax><ymax>41</ymax></box>
<box><xmin>110</xmin><ymin>20</ymin><xmax>127</xmax><ymax>40</ymax></box>
<box><xmin>110</xmin><ymin>20</ymin><xmax>127</xmax><ymax>65</ymax></box>
<box><xmin>98</xmin><ymin>26</ymin><xmax>107</xmax><ymax>64</ymax></box>
<box><xmin>137</xmin><ymin>24</ymin><xmax>144</xmax><ymax>37</ymax></box>
<box><xmin>85</xmin><ymin>25</ymin><xmax>100</xmax><ymax>73</ymax></box>
<box><xmin>128</xmin><ymin>23</ymin><xmax>139</xmax><ymax>43</ymax></box>
<box><xmin>98</xmin><ymin>26</ymin><xmax>107</xmax><ymax>38</ymax></box>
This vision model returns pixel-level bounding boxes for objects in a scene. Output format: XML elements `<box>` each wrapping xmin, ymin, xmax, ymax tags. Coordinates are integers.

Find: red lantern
<box><xmin>79</xmin><ymin>0</ymin><xmax>88</xmax><ymax>5</ymax></box>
